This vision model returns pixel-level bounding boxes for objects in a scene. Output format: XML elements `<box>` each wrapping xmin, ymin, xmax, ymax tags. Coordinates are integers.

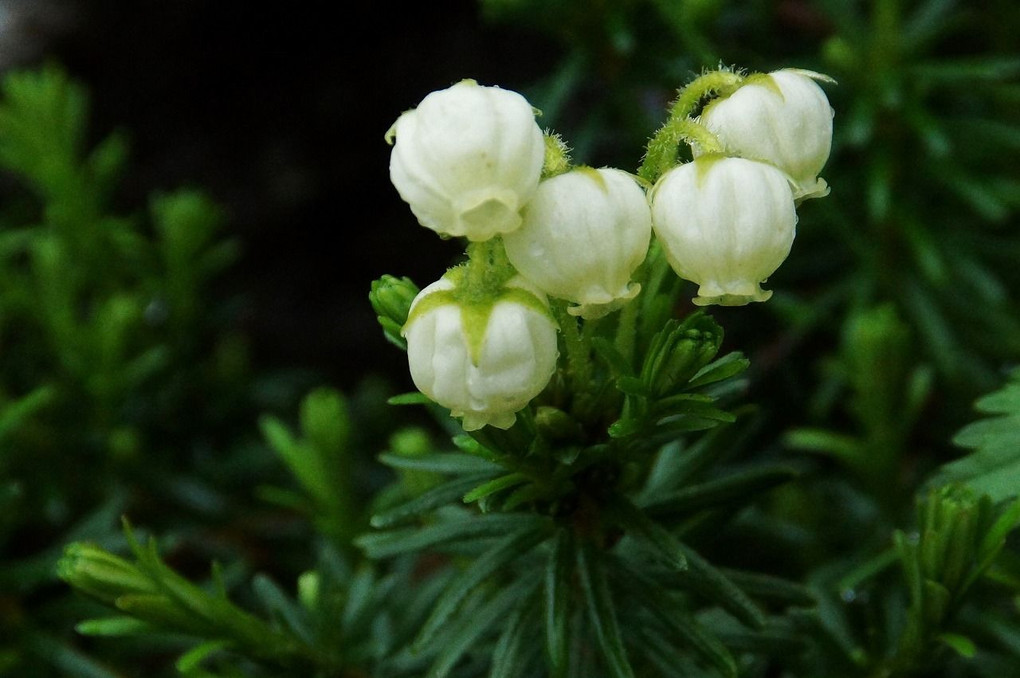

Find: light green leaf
<box><xmin>75</xmin><ymin>616</ymin><xmax>152</xmax><ymax>637</ymax></box>
<box><xmin>175</xmin><ymin>640</ymin><xmax>231</xmax><ymax>674</ymax></box>
<box><xmin>938</xmin><ymin>632</ymin><xmax>976</xmax><ymax>658</ymax></box>
<box><xmin>937</xmin><ymin>368</ymin><xmax>1020</xmax><ymax>502</ymax></box>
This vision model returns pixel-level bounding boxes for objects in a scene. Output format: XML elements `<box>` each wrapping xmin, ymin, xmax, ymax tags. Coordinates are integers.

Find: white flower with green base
<box><xmin>693</xmin><ymin>68</ymin><xmax>835</xmax><ymax>202</ymax></box>
<box><xmin>402</xmin><ymin>244</ymin><xmax>558</xmax><ymax>431</ymax></box>
<box><xmin>503</xmin><ymin>166</ymin><xmax>651</xmax><ymax>319</ymax></box>
<box><xmin>386</xmin><ymin>79</ymin><xmax>546</xmax><ymax>241</ymax></box>
<box><xmin>650</xmin><ymin>155</ymin><xmax>798</xmax><ymax>306</ymax></box>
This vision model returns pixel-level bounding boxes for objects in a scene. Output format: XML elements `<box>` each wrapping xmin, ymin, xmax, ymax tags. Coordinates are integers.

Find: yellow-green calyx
<box><xmin>404</xmin><ymin>238</ymin><xmax>553</xmax><ymax>365</ymax></box>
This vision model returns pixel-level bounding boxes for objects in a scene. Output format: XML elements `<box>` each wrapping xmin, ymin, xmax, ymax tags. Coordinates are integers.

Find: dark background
<box><xmin>14</xmin><ymin>0</ymin><xmax>562</xmax><ymax>390</ymax></box>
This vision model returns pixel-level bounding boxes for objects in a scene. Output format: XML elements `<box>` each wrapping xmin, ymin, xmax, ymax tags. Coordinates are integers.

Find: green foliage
<box><xmin>260</xmin><ymin>388</ymin><xmax>358</xmax><ymax>542</ymax></box>
<box><xmin>0</xmin><ymin>2</ymin><xmax>1016</xmax><ymax>677</ymax></box>
<box><xmin>58</xmin><ymin>520</ymin><xmax>448</xmax><ymax>678</ymax></box>
<box><xmin>937</xmin><ymin>367</ymin><xmax>1020</xmax><ymax>501</ymax></box>
<box><xmin>356</xmin><ymin>233</ymin><xmax>811</xmax><ymax>677</ymax></box>
<box><xmin>0</xmin><ymin>62</ymin><xmax>280</xmax><ymax>677</ymax></box>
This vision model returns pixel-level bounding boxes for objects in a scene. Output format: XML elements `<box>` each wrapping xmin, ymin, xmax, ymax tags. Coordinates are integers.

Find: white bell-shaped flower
<box><xmin>694</xmin><ymin>69</ymin><xmax>834</xmax><ymax>201</ymax></box>
<box><xmin>402</xmin><ymin>274</ymin><xmax>558</xmax><ymax>431</ymax></box>
<box><xmin>502</xmin><ymin>167</ymin><xmax>651</xmax><ymax>318</ymax></box>
<box><xmin>650</xmin><ymin>156</ymin><xmax>797</xmax><ymax>306</ymax></box>
<box><xmin>387</xmin><ymin>79</ymin><xmax>546</xmax><ymax>241</ymax></box>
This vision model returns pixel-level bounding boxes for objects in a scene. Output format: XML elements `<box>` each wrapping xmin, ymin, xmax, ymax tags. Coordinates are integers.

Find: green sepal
<box><xmin>404</xmin><ymin>269</ymin><xmax>553</xmax><ymax>366</ymax></box>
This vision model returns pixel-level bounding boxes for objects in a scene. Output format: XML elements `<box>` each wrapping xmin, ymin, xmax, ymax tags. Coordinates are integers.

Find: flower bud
<box><xmin>370</xmin><ymin>274</ymin><xmax>420</xmax><ymax>349</ymax></box>
<box><xmin>58</xmin><ymin>542</ymin><xmax>157</xmax><ymax>606</ymax></box>
<box><xmin>694</xmin><ymin>69</ymin><xmax>834</xmax><ymax>201</ymax></box>
<box><xmin>387</xmin><ymin>79</ymin><xmax>545</xmax><ymax>241</ymax></box>
<box><xmin>503</xmin><ymin>167</ymin><xmax>651</xmax><ymax>318</ymax></box>
<box><xmin>402</xmin><ymin>273</ymin><xmax>558</xmax><ymax>431</ymax></box>
<box><xmin>650</xmin><ymin>156</ymin><xmax>797</xmax><ymax>306</ymax></box>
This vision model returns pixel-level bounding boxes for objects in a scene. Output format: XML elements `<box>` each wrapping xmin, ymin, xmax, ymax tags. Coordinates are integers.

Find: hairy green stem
<box><xmin>638</xmin><ymin>69</ymin><xmax>744</xmax><ymax>183</ymax></box>
<box><xmin>553</xmin><ymin>300</ymin><xmax>592</xmax><ymax>391</ymax></box>
<box><xmin>461</xmin><ymin>237</ymin><xmax>514</xmax><ymax>302</ymax></box>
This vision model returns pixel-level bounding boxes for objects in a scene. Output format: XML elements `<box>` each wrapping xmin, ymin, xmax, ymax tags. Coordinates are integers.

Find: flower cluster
<box><xmin>647</xmin><ymin>68</ymin><xmax>834</xmax><ymax>305</ymax></box>
<box><xmin>384</xmin><ymin>69</ymin><xmax>833</xmax><ymax>430</ymax></box>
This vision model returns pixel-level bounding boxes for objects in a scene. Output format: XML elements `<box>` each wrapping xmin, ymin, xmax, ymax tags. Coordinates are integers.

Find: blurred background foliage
<box><xmin>0</xmin><ymin>0</ymin><xmax>1017</xmax><ymax>676</ymax></box>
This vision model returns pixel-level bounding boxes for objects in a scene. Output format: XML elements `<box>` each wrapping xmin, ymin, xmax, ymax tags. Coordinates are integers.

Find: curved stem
<box><xmin>638</xmin><ymin>69</ymin><xmax>744</xmax><ymax>184</ymax></box>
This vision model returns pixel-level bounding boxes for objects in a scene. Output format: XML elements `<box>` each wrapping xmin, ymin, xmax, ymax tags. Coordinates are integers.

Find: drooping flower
<box><xmin>650</xmin><ymin>155</ymin><xmax>797</xmax><ymax>306</ymax></box>
<box><xmin>402</xmin><ymin>272</ymin><xmax>558</xmax><ymax>431</ymax></box>
<box><xmin>694</xmin><ymin>69</ymin><xmax>834</xmax><ymax>201</ymax></box>
<box><xmin>502</xmin><ymin>167</ymin><xmax>651</xmax><ymax>318</ymax></box>
<box><xmin>387</xmin><ymin>79</ymin><xmax>546</xmax><ymax>241</ymax></box>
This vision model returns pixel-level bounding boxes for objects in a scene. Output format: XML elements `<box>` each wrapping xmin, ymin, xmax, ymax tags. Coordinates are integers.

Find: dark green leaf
<box><xmin>686</xmin><ymin>352</ymin><xmax>749</xmax><ymax>389</ymax></box>
<box><xmin>577</xmin><ymin>542</ymin><xmax>635</xmax><ymax>678</ymax></box>
<box><xmin>463</xmin><ymin>473</ymin><xmax>530</xmax><ymax>504</ymax></box>
<box><xmin>370</xmin><ymin>473</ymin><xmax>497</xmax><ymax>528</ymax></box>
<box><xmin>427</xmin><ymin>577</ymin><xmax>540</xmax><ymax>678</ymax></box>
<box><xmin>610</xmin><ymin>497</ymin><xmax>687</xmax><ymax>571</ymax></box>
<box><xmin>545</xmin><ymin>530</ymin><xmax>573</xmax><ymax>678</ymax></box>
<box><xmin>342</xmin><ymin>564</ymin><xmax>378</xmax><ymax>629</ymax></box>
<box><xmin>612</xmin><ymin>561</ymin><xmax>736</xmax><ymax>678</ymax></box>
<box><xmin>415</xmin><ymin>524</ymin><xmax>551</xmax><ymax>649</ymax></box>
<box><xmin>718</xmin><ymin>569</ymin><xmax>816</xmax><ymax>607</ymax></box>
<box><xmin>675</xmin><ymin>545</ymin><xmax>766</xmax><ymax>630</ymax></box>
<box><xmin>356</xmin><ymin>514</ymin><xmax>547</xmax><ymax>559</ymax></box>
<box><xmin>489</xmin><ymin>588</ymin><xmax>538</xmax><ymax>678</ymax></box>
<box><xmin>378</xmin><ymin>452</ymin><xmax>498</xmax><ymax>475</ymax></box>
<box><xmin>644</xmin><ymin>465</ymin><xmax>800</xmax><ymax>518</ymax></box>
<box><xmin>252</xmin><ymin>574</ymin><xmax>313</xmax><ymax>646</ymax></box>
<box><xmin>592</xmin><ymin>337</ymin><xmax>635</xmax><ymax>378</ymax></box>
